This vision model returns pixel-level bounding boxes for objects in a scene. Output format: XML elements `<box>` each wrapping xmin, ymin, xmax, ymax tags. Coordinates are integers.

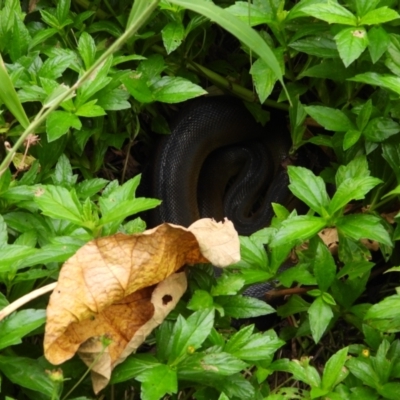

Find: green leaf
<box><xmin>56</xmin><ymin>0</ymin><xmax>71</xmax><ymax>24</ymax></box>
<box><xmin>0</xmin><ymin>215</ymin><xmax>8</xmax><ymax>246</ymax></box>
<box><xmin>216</xmin><ymin>295</ymin><xmax>275</xmax><ymax>318</ymax></box>
<box><xmin>75</xmin><ymin>178</ymin><xmax>108</xmax><ymax>199</ymax></box>
<box><xmin>29</xmin><ymin>27</ymin><xmax>58</xmax><ymax>49</ymax></box>
<box><xmin>0</xmin><ymin>246</ymin><xmax>38</xmax><ymax>272</ymax></box>
<box><xmin>313</xmin><ymin>240</ymin><xmax>336</xmax><ymax>292</ymax></box>
<box><xmin>227</xmin><ymin>1</ymin><xmax>273</xmax><ymax>26</ymax></box>
<box><xmin>363</xmin><ymin>117</ymin><xmax>400</xmax><ymax>142</ymax></box>
<box><xmin>343</xmin><ymin>129</ymin><xmax>362</xmax><ymax>150</ymax></box>
<box><xmin>365</xmin><ymin>293</ymin><xmax>400</xmax><ymax>332</ymax></box>
<box><xmin>321</xmin><ymin>347</ymin><xmax>349</xmax><ymax>391</ymax></box>
<box><xmin>111</xmin><ymin>354</ymin><xmax>159</xmax><ymax>384</ymax></box>
<box><xmin>46</xmin><ymin>110</ymin><xmax>82</xmax><ymax>142</ymax></box>
<box><xmin>96</xmin><ymin>87</ymin><xmax>130</xmax><ymax>110</ymax></box>
<box><xmin>379</xmin><ymin>382</ymin><xmax>400</xmax><ymax>400</ymax></box>
<box><xmin>272</xmin><ymin>358</ymin><xmax>321</xmax><ymax>387</ymax></box>
<box><xmin>382</xmin><ymin>139</ymin><xmax>400</xmax><ymax>182</ymax></box>
<box><xmin>301</xmin><ymin>3</ymin><xmax>357</xmax><ymax>25</ymax></box>
<box><xmin>250</xmin><ymin>57</ymin><xmax>279</xmax><ymax>103</ymax></box>
<box><xmin>224</xmin><ymin>328</ymin><xmax>284</xmax><ymax>362</ymax></box>
<box><xmin>78</xmin><ymin>32</ymin><xmax>96</xmax><ymax>69</ymax></box>
<box><xmin>0</xmin><ymin>355</ymin><xmax>55</xmax><ymax>396</ymax></box>
<box><xmin>151</xmin><ymin>76</ymin><xmax>207</xmax><ymax>103</ymax></box>
<box><xmin>308</xmin><ymin>296</ymin><xmax>334</xmax><ymax>343</ymax></box>
<box><xmin>34</xmin><ymin>185</ymin><xmax>84</xmax><ymax>226</ymax></box>
<box><xmin>335</xmin><ymin>155</ymin><xmax>370</xmax><ymax>187</ymax></box>
<box><xmin>0</xmin><ymin>310</ymin><xmax>46</xmax><ymax>350</ymax></box>
<box><xmin>334</xmin><ymin>27</ymin><xmax>368</xmax><ymax>67</ymax></box>
<box><xmin>328</xmin><ymin>176</ymin><xmax>382</xmax><ymax>214</ymax></box>
<box><xmin>346</xmin><ymin>357</ymin><xmax>380</xmax><ymax>388</ymax></box>
<box><xmin>75</xmin><ymin>100</ymin><xmax>106</xmax><ymax>117</ymax></box>
<box><xmin>38</xmin><ymin>54</ymin><xmax>74</xmax><ymax>80</ymax></box>
<box><xmin>368</xmin><ymin>26</ymin><xmax>390</xmax><ymax>63</ymax></box>
<box><xmin>99</xmin><ymin>198</ymin><xmax>160</xmax><ymax>225</ymax></box>
<box><xmin>9</xmin><ymin>14</ymin><xmax>31</xmax><ymax>62</ymax></box>
<box><xmin>239</xmin><ymin>236</ymin><xmax>268</xmax><ymax>268</ymax></box>
<box><xmin>350</xmin><ymin>72</ymin><xmax>400</xmax><ymax>95</ymax></box>
<box><xmin>121</xmin><ymin>72</ymin><xmax>154</xmax><ymax>103</ymax></box>
<box><xmin>169</xmin><ymin>309</ymin><xmax>215</xmax><ymax>363</ymax></box>
<box><xmin>211</xmin><ymin>274</ymin><xmax>245</xmax><ymax>296</ymax></box>
<box><xmin>162</xmin><ymin>20</ymin><xmax>185</xmax><ymax>54</ymax></box>
<box><xmin>304</xmin><ymin>106</ymin><xmax>354</xmax><ymax>132</ymax></box>
<box><xmin>0</xmin><ymin>54</ymin><xmax>30</xmax><ymax>128</ymax></box>
<box><xmin>290</xmin><ymin>36</ymin><xmax>340</xmax><ymax>58</ymax></box>
<box><xmin>357</xmin><ymin>99</ymin><xmax>373</xmax><ymax>131</ymax></box>
<box><xmin>136</xmin><ymin>364</ymin><xmax>177</xmax><ymax>400</ymax></box>
<box><xmin>52</xmin><ymin>154</ymin><xmax>77</xmax><ymax>188</ymax></box>
<box><xmin>336</xmin><ymin>214</ymin><xmax>392</xmax><ymax>246</ymax></box>
<box><xmin>359</xmin><ymin>7</ymin><xmax>400</xmax><ymax>25</ymax></box>
<box><xmin>178</xmin><ymin>352</ymin><xmax>248</xmax><ymax>380</ymax></box>
<box><xmin>187</xmin><ymin>290</ymin><xmax>214</xmax><ymax>310</ymax></box>
<box><xmin>270</xmin><ymin>216</ymin><xmax>327</xmax><ymax>248</ymax></box>
<box><xmin>277</xmin><ymin>295</ymin><xmax>311</xmax><ymax>317</ymax></box>
<box><xmin>288</xmin><ymin>166</ymin><xmax>330</xmax><ymax>215</ymax></box>
<box><xmin>169</xmin><ymin>0</ymin><xmax>284</xmax><ymax>84</ymax></box>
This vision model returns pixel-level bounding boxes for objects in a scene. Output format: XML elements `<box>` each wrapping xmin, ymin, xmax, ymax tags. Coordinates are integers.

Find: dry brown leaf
<box><xmin>44</xmin><ymin>218</ymin><xmax>239</xmax><ymax>391</ymax></box>
<box><xmin>319</xmin><ymin>228</ymin><xmax>339</xmax><ymax>253</ymax></box>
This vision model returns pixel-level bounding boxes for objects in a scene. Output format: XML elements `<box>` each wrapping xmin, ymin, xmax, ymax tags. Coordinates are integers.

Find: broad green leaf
<box><xmin>29</xmin><ymin>27</ymin><xmax>58</xmax><ymax>49</ymax></box>
<box><xmin>301</xmin><ymin>3</ymin><xmax>357</xmax><ymax>25</ymax></box>
<box><xmin>169</xmin><ymin>309</ymin><xmax>215</xmax><ymax>363</ymax></box>
<box><xmin>178</xmin><ymin>352</ymin><xmax>248</xmax><ymax>379</ymax></box>
<box><xmin>123</xmin><ymin>217</ymin><xmax>147</xmax><ymax>234</ymax></box>
<box><xmin>121</xmin><ymin>72</ymin><xmax>154</xmax><ymax>103</ymax></box>
<box><xmin>363</xmin><ymin>117</ymin><xmax>400</xmax><ymax>142</ymax></box>
<box><xmin>78</xmin><ymin>32</ymin><xmax>96</xmax><ymax>69</ymax></box>
<box><xmin>336</xmin><ymin>214</ymin><xmax>392</xmax><ymax>246</ymax></box>
<box><xmin>34</xmin><ymin>185</ymin><xmax>84</xmax><ymax>226</ymax></box>
<box><xmin>278</xmin><ymin>263</ymin><xmax>316</xmax><ymax>287</ymax></box>
<box><xmin>346</xmin><ymin>357</ymin><xmax>380</xmax><ymax>388</ymax></box>
<box><xmin>239</xmin><ymin>236</ymin><xmax>268</xmax><ymax>268</ymax></box>
<box><xmin>9</xmin><ymin>14</ymin><xmax>31</xmax><ymax>62</ymax></box>
<box><xmin>379</xmin><ymin>382</ymin><xmax>400</xmax><ymax>400</ymax></box>
<box><xmin>321</xmin><ymin>347</ymin><xmax>349</xmax><ymax>391</ymax></box>
<box><xmin>162</xmin><ymin>20</ymin><xmax>185</xmax><ymax>54</ymax></box>
<box><xmin>0</xmin><ymin>246</ymin><xmax>38</xmax><ymax>272</ymax></box>
<box><xmin>99</xmin><ymin>198</ymin><xmax>160</xmax><ymax>225</ymax></box>
<box><xmin>350</xmin><ymin>72</ymin><xmax>400</xmax><ymax>95</ymax></box>
<box><xmin>46</xmin><ymin>110</ymin><xmax>82</xmax><ymax>142</ymax></box>
<box><xmin>288</xmin><ymin>166</ymin><xmax>330</xmax><ymax>215</ymax></box>
<box><xmin>336</xmin><ymin>260</ymin><xmax>375</xmax><ymax>280</ymax></box>
<box><xmin>216</xmin><ymin>295</ymin><xmax>275</xmax><ymax>318</ymax></box>
<box><xmin>96</xmin><ymin>87</ymin><xmax>130</xmax><ymax>111</ymax></box>
<box><xmin>328</xmin><ymin>176</ymin><xmax>382</xmax><ymax>214</ymax></box>
<box><xmin>343</xmin><ymin>129</ymin><xmax>362</xmax><ymax>150</ymax></box>
<box><xmin>227</xmin><ymin>1</ymin><xmax>273</xmax><ymax>26</ymax></box>
<box><xmin>334</xmin><ymin>27</ymin><xmax>368</xmax><ymax>67</ymax></box>
<box><xmin>272</xmin><ymin>358</ymin><xmax>321</xmax><ymax>387</ymax></box>
<box><xmin>365</xmin><ymin>291</ymin><xmax>400</xmax><ymax>332</ymax></box>
<box><xmin>38</xmin><ymin>54</ymin><xmax>73</xmax><ymax>80</ymax></box>
<box><xmin>151</xmin><ymin>76</ymin><xmax>207</xmax><ymax>103</ymax></box>
<box><xmin>224</xmin><ymin>329</ymin><xmax>284</xmax><ymax>362</ymax></box>
<box><xmin>354</xmin><ymin>0</ymin><xmax>380</xmax><ymax>16</ymax></box>
<box><xmin>0</xmin><ymin>310</ymin><xmax>46</xmax><ymax>350</ymax></box>
<box><xmin>300</xmin><ymin>58</ymin><xmax>354</xmax><ymax>81</ymax></box>
<box><xmin>250</xmin><ymin>55</ymin><xmax>281</xmax><ymax>103</ymax></box>
<box><xmin>75</xmin><ymin>100</ymin><xmax>106</xmax><ymax>117</ymax></box>
<box><xmin>136</xmin><ymin>364</ymin><xmax>177</xmax><ymax>400</ymax></box>
<box><xmin>359</xmin><ymin>7</ymin><xmax>400</xmax><ymax>25</ymax></box>
<box><xmin>304</xmin><ymin>106</ymin><xmax>354</xmax><ymax>131</ymax></box>
<box><xmin>335</xmin><ymin>156</ymin><xmax>370</xmax><ymax>187</ymax></box>
<box><xmin>169</xmin><ymin>0</ymin><xmax>284</xmax><ymax>84</ymax></box>
<box><xmin>0</xmin><ymin>355</ymin><xmax>55</xmax><ymax>396</ymax></box>
<box><xmin>111</xmin><ymin>354</ymin><xmax>159</xmax><ymax>384</ymax></box>
<box><xmin>289</xmin><ymin>36</ymin><xmax>340</xmax><ymax>58</ymax></box>
<box><xmin>56</xmin><ymin>0</ymin><xmax>71</xmax><ymax>24</ymax></box>
<box><xmin>52</xmin><ymin>154</ymin><xmax>77</xmax><ymax>188</ymax></box>
<box><xmin>187</xmin><ymin>290</ymin><xmax>214</xmax><ymax>310</ymax></box>
<box><xmin>211</xmin><ymin>275</ymin><xmax>245</xmax><ymax>296</ymax></box>
<box><xmin>212</xmin><ymin>374</ymin><xmax>255</xmax><ymax>399</ymax></box>
<box><xmin>368</xmin><ymin>26</ymin><xmax>390</xmax><ymax>63</ymax></box>
<box><xmin>0</xmin><ymin>215</ymin><xmax>7</xmax><ymax>246</ymax></box>
<box><xmin>75</xmin><ymin>178</ymin><xmax>109</xmax><ymax>199</ymax></box>
<box><xmin>270</xmin><ymin>216</ymin><xmax>326</xmax><ymax>248</ymax></box>
<box><xmin>313</xmin><ymin>240</ymin><xmax>336</xmax><ymax>291</ymax></box>
<box><xmin>308</xmin><ymin>296</ymin><xmax>334</xmax><ymax>343</ymax></box>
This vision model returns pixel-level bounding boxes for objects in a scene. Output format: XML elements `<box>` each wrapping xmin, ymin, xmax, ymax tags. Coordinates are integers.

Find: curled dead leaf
<box><xmin>44</xmin><ymin>219</ymin><xmax>239</xmax><ymax>392</ymax></box>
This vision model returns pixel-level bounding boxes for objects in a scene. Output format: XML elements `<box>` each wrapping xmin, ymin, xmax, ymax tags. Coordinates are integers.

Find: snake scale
<box><xmin>145</xmin><ymin>96</ymin><xmax>300</xmax><ymax>298</ymax></box>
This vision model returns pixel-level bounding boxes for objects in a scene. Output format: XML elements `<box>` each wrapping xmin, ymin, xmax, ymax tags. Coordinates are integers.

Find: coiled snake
<box><xmin>147</xmin><ymin>96</ymin><xmax>299</xmax><ymax>297</ymax></box>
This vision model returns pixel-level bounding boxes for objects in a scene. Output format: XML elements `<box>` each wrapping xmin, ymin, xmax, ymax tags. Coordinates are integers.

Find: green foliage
<box><xmin>0</xmin><ymin>0</ymin><xmax>400</xmax><ymax>399</ymax></box>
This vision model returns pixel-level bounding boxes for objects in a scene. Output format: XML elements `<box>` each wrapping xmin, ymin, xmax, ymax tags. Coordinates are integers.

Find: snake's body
<box><xmin>147</xmin><ymin>96</ymin><xmax>297</xmax><ymax>298</ymax></box>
